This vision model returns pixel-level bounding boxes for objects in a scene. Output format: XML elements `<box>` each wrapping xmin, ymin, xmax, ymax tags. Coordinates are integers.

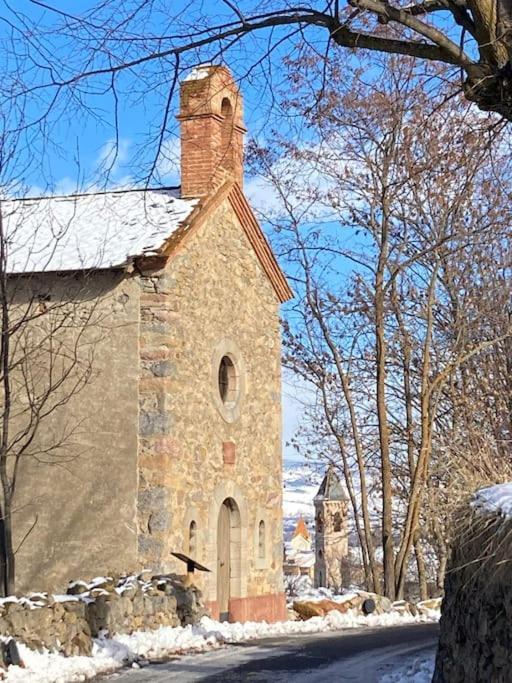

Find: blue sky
<box><xmin>0</xmin><ymin>0</ymin><xmax>323</xmax><ymax>193</ymax></box>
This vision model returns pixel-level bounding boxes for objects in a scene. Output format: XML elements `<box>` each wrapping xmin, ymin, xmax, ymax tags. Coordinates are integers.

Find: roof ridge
<box><xmin>6</xmin><ymin>185</ymin><xmax>183</xmax><ymax>204</ymax></box>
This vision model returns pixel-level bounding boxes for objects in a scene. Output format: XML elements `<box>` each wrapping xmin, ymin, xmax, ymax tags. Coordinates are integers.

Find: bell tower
<box><xmin>314</xmin><ymin>465</ymin><xmax>349</xmax><ymax>590</ymax></box>
<box><xmin>178</xmin><ymin>64</ymin><xmax>246</xmax><ymax>197</ymax></box>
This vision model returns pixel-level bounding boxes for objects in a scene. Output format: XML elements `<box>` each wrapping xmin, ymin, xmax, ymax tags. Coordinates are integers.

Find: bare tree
<box><xmin>251</xmin><ymin>54</ymin><xmax>512</xmax><ymax>598</ymax></box>
<box><xmin>2</xmin><ymin>0</ymin><xmax>512</xmax><ymax>150</ymax></box>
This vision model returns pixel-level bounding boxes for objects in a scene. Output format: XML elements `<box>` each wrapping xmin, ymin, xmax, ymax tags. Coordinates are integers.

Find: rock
<box><xmin>355</xmin><ymin>591</ymin><xmax>393</xmax><ymax>615</ymax></box>
<box><xmin>417</xmin><ymin>597</ymin><xmax>442</xmax><ymax>613</ymax></box>
<box><xmin>380</xmin><ymin>597</ymin><xmax>392</xmax><ymax>613</ymax></box>
<box><xmin>0</xmin><ymin>572</ymin><xmax>202</xmax><ymax>656</ymax></box>
<box><xmin>67</xmin><ymin>581</ymin><xmax>90</xmax><ymax>596</ymax></box>
<box><xmin>72</xmin><ymin>631</ymin><xmax>92</xmax><ymax>656</ymax></box>
<box><xmin>318</xmin><ymin>599</ymin><xmax>351</xmax><ymax>615</ymax></box>
<box><xmin>292</xmin><ymin>601</ymin><xmax>326</xmax><ymax>620</ymax></box>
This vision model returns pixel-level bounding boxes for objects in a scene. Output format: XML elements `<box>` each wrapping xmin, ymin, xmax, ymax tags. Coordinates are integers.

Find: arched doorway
<box><xmin>217</xmin><ymin>497</ymin><xmax>241</xmax><ymax>621</ymax></box>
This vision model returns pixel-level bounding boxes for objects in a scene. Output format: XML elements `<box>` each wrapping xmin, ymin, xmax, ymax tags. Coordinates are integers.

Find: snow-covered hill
<box><xmin>282</xmin><ymin>460</ymin><xmax>322</xmax><ymax>539</ymax></box>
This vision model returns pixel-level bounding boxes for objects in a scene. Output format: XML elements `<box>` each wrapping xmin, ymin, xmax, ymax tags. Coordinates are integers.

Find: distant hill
<box><xmin>282</xmin><ymin>461</ymin><xmax>322</xmax><ymax>541</ymax></box>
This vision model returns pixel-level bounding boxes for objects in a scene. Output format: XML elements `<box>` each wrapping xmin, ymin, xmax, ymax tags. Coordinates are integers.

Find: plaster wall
<box><xmin>12</xmin><ymin>271</ymin><xmax>139</xmax><ymax>592</ymax></box>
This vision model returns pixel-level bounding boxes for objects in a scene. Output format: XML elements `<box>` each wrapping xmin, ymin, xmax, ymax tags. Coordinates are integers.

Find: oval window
<box><xmin>218</xmin><ymin>355</ymin><xmax>238</xmax><ymax>405</ymax></box>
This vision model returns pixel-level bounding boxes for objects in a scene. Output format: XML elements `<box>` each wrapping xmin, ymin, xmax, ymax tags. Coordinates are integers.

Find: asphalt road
<box><xmin>108</xmin><ymin>622</ymin><xmax>439</xmax><ymax>683</ymax></box>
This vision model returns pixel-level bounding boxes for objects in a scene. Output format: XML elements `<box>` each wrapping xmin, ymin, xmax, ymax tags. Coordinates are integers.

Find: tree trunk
<box><xmin>375</xmin><ymin>207</ymin><xmax>395</xmax><ymax>600</ymax></box>
<box><xmin>414</xmin><ymin>535</ymin><xmax>428</xmax><ymax>601</ymax></box>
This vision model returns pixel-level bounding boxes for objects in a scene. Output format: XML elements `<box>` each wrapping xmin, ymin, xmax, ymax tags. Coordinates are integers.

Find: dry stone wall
<box><xmin>433</xmin><ymin>506</ymin><xmax>512</xmax><ymax>682</ymax></box>
<box><xmin>0</xmin><ymin>573</ymin><xmax>205</xmax><ymax>658</ymax></box>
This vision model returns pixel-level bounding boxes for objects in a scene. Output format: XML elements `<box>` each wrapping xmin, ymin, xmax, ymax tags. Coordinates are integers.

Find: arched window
<box><xmin>333</xmin><ymin>511</ymin><xmax>343</xmax><ymax>533</ymax></box>
<box><xmin>316</xmin><ymin>511</ymin><xmax>324</xmax><ymax>534</ymax></box>
<box><xmin>189</xmin><ymin>520</ymin><xmax>197</xmax><ymax>556</ymax></box>
<box><xmin>221</xmin><ymin>97</ymin><xmax>233</xmax><ymax>118</ymax></box>
<box><xmin>258</xmin><ymin>520</ymin><xmax>265</xmax><ymax>559</ymax></box>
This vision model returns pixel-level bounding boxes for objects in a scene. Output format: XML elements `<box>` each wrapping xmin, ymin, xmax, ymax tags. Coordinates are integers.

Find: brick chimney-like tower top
<box><xmin>178</xmin><ymin>64</ymin><xmax>246</xmax><ymax>198</ymax></box>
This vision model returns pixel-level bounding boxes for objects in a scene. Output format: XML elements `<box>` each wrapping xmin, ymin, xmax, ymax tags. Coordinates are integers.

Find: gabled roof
<box><xmin>3</xmin><ymin>182</ymin><xmax>293</xmax><ymax>303</ymax></box>
<box><xmin>315</xmin><ymin>466</ymin><xmax>349</xmax><ymax>502</ymax></box>
<box><xmin>3</xmin><ymin>188</ymin><xmax>197</xmax><ymax>274</ymax></box>
<box><xmin>292</xmin><ymin>517</ymin><xmax>310</xmax><ymax>541</ymax></box>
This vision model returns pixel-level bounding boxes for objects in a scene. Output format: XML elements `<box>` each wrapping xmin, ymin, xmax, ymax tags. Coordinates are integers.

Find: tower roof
<box><xmin>315</xmin><ymin>466</ymin><xmax>348</xmax><ymax>502</ymax></box>
<box><xmin>292</xmin><ymin>517</ymin><xmax>310</xmax><ymax>540</ymax></box>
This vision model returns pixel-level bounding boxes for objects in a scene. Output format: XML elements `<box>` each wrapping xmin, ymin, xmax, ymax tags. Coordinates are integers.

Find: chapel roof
<box><xmin>2</xmin><ymin>187</ymin><xmax>197</xmax><ymax>274</ymax></box>
<box><xmin>315</xmin><ymin>465</ymin><xmax>349</xmax><ymax>502</ymax></box>
<box><xmin>2</xmin><ymin>183</ymin><xmax>293</xmax><ymax>302</ymax></box>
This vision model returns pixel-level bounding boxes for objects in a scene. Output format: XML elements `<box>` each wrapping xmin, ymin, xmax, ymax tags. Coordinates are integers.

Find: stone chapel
<box><xmin>5</xmin><ymin>64</ymin><xmax>292</xmax><ymax>623</ymax></box>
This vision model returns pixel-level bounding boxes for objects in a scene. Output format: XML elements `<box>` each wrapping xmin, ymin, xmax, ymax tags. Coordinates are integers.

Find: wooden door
<box><xmin>217</xmin><ymin>501</ymin><xmax>231</xmax><ymax>620</ymax></box>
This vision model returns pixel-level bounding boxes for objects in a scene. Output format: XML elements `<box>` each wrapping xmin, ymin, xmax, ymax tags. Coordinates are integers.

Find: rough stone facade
<box><xmin>314</xmin><ymin>467</ymin><xmax>349</xmax><ymax>591</ymax></box>
<box><xmin>137</xmin><ymin>198</ymin><xmax>286</xmax><ymax>620</ymax></box>
<box><xmin>434</xmin><ymin>507</ymin><xmax>512</xmax><ymax>682</ymax></box>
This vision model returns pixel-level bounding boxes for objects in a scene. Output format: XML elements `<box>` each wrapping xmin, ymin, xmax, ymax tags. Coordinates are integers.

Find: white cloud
<box><xmin>96</xmin><ymin>137</ymin><xmax>131</xmax><ymax>176</ymax></box>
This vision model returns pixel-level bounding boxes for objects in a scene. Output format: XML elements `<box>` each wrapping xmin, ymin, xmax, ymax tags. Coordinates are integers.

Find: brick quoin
<box><xmin>178</xmin><ymin>65</ymin><xmax>246</xmax><ymax>197</ymax></box>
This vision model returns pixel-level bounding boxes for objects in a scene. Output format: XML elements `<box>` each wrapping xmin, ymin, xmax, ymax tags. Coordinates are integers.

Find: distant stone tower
<box><xmin>314</xmin><ymin>466</ymin><xmax>349</xmax><ymax>590</ymax></box>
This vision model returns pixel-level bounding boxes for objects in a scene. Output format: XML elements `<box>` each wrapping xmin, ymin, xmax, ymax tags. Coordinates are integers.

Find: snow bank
<box><xmin>471</xmin><ymin>482</ymin><xmax>512</xmax><ymax>518</ymax></box>
<box><xmin>379</xmin><ymin>651</ymin><xmax>435</xmax><ymax>682</ymax></box>
<box><xmin>3</xmin><ymin>609</ymin><xmax>440</xmax><ymax>682</ymax></box>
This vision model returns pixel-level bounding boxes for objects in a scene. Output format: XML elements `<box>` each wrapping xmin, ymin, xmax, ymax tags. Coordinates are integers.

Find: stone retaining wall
<box><xmin>0</xmin><ymin>572</ymin><xmax>205</xmax><ymax>658</ymax></box>
<box><xmin>433</xmin><ymin>507</ymin><xmax>512</xmax><ymax>682</ymax></box>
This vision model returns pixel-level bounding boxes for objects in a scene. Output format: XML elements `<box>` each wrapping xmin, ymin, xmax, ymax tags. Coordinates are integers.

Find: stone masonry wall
<box><xmin>137</xmin><ymin>196</ymin><xmax>285</xmax><ymax>607</ymax></box>
<box><xmin>0</xmin><ymin>573</ymin><xmax>204</xmax><ymax>658</ymax></box>
<box><xmin>433</xmin><ymin>507</ymin><xmax>512</xmax><ymax>682</ymax></box>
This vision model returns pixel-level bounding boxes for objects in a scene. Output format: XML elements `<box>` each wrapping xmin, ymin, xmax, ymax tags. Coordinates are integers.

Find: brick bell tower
<box><xmin>314</xmin><ymin>465</ymin><xmax>349</xmax><ymax>590</ymax></box>
<box><xmin>178</xmin><ymin>64</ymin><xmax>246</xmax><ymax>198</ymax></box>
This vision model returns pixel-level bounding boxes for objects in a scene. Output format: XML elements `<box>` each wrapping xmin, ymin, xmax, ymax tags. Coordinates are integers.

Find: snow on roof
<box><xmin>471</xmin><ymin>483</ymin><xmax>512</xmax><ymax>518</ymax></box>
<box><xmin>183</xmin><ymin>63</ymin><xmax>213</xmax><ymax>81</ymax></box>
<box><xmin>3</xmin><ymin>188</ymin><xmax>198</xmax><ymax>274</ymax></box>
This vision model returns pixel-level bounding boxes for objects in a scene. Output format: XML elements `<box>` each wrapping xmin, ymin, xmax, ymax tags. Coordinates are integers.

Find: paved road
<box><xmin>108</xmin><ymin>622</ymin><xmax>439</xmax><ymax>682</ymax></box>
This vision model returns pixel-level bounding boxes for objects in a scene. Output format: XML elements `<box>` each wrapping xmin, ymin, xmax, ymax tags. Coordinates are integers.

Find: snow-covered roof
<box><xmin>3</xmin><ymin>188</ymin><xmax>198</xmax><ymax>274</ymax></box>
<box><xmin>183</xmin><ymin>63</ymin><xmax>213</xmax><ymax>82</ymax></box>
<box><xmin>472</xmin><ymin>483</ymin><xmax>512</xmax><ymax>518</ymax></box>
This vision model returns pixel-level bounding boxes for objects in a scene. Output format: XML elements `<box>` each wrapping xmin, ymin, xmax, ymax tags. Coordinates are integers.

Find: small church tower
<box><xmin>314</xmin><ymin>466</ymin><xmax>349</xmax><ymax>590</ymax></box>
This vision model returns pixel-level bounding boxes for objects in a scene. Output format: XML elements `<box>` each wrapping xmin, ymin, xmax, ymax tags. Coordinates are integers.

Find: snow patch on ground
<box><xmin>379</xmin><ymin>651</ymin><xmax>435</xmax><ymax>682</ymax></box>
<box><xmin>4</xmin><ymin>610</ymin><xmax>440</xmax><ymax>682</ymax></box>
<box><xmin>472</xmin><ymin>482</ymin><xmax>512</xmax><ymax>518</ymax></box>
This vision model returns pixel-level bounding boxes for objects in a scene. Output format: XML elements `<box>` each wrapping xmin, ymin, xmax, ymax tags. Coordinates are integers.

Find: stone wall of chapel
<box><xmin>13</xmin><ymin>271</ymin><xmax>140</xmax><ymax>592</ymax></box>
<box><xmin>137</xmin><ymin>198</ymin><xmax>284</xmax><ymax>601</ymax></box>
